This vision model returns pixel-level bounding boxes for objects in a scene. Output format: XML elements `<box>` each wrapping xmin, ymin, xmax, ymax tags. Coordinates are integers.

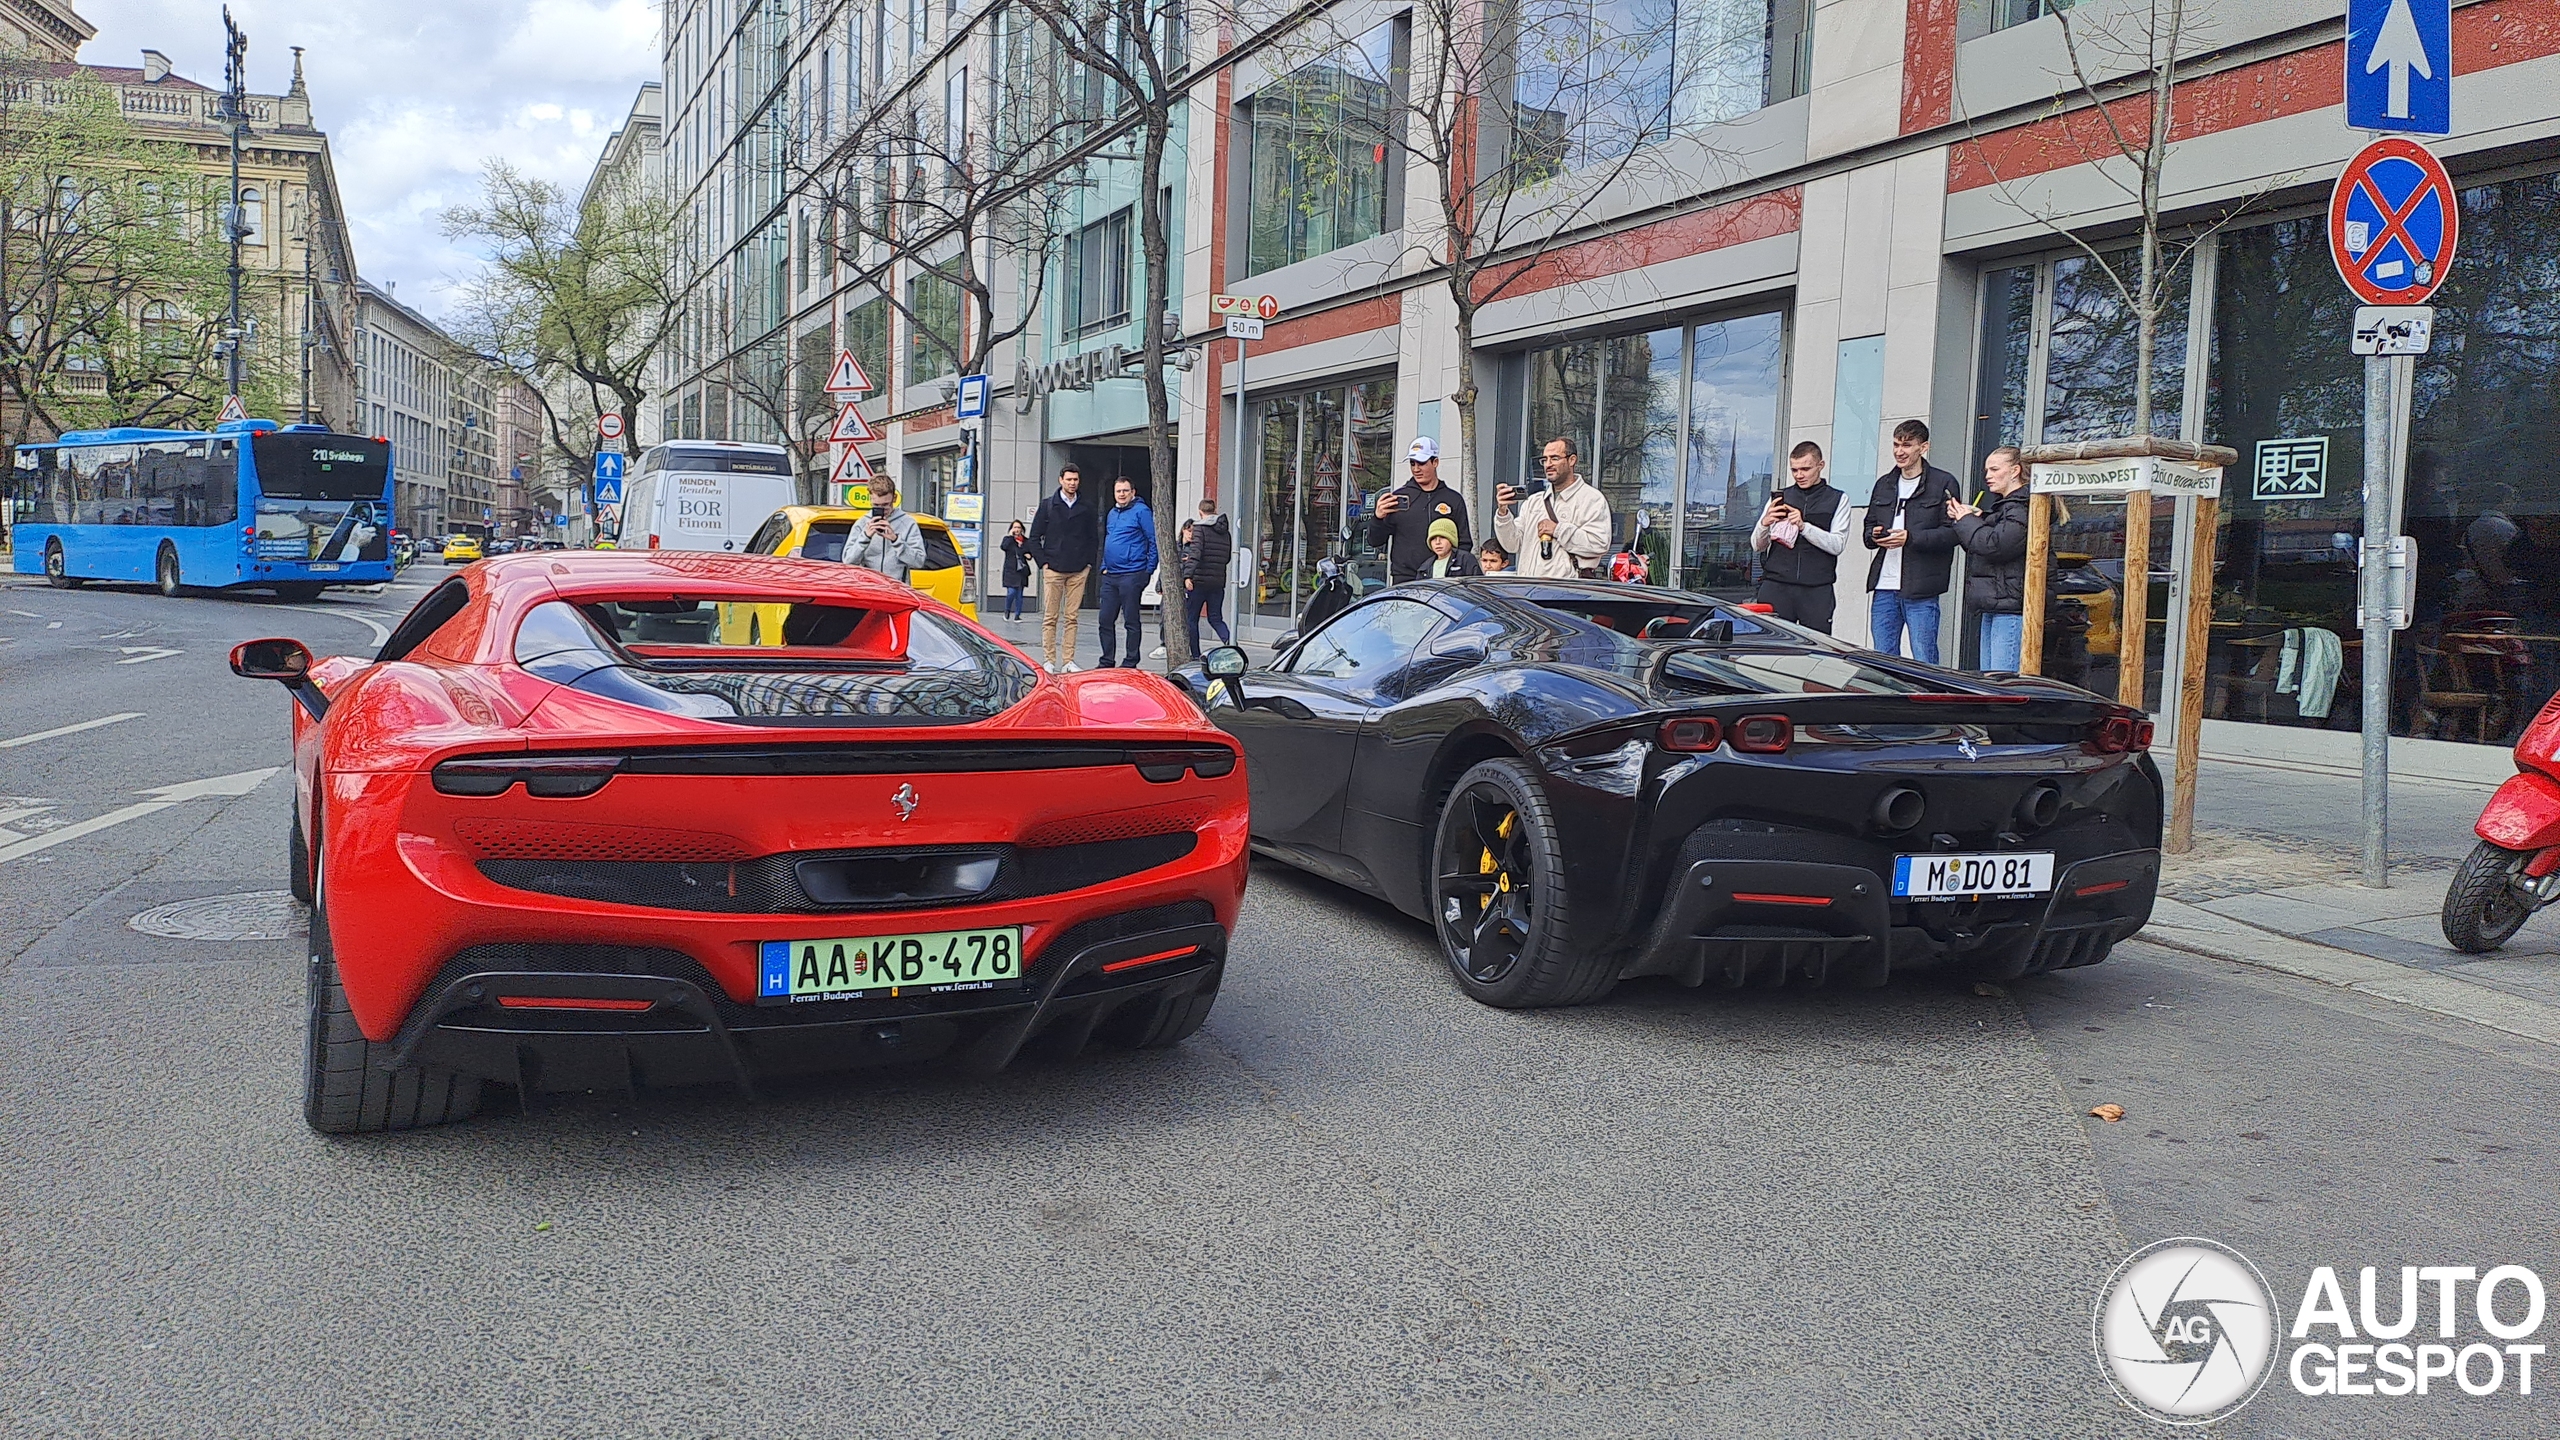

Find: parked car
<box><xmin>716</xmin><ymin>505</ymin><xmax>976</xmax><ymax>648</ymax></box>
<box><xmin>441</xmin><ymin>535</ymin><xmax>483</xmax><ymax>564</ymax></box>
<box><xmin>228</xmin><ymin>550</ymin><xmax>1245</xmax><ymax>1132</ymax></box>
<box><xmin>1179</xmin><ymin>576</ymin><xmax>2161</xmax><ymax>1009</ymax></box>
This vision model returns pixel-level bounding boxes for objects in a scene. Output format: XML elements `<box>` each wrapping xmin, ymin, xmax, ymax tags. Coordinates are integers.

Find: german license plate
<box><xmin>756</xmin><ymin>927</ymin><xmax>1024</xmax><ymax>1004</ymax></box>
<box><xmin>1893</xmin><ymin>852</ymin><xmax>2055</xmax><ymax>899</ymax></box>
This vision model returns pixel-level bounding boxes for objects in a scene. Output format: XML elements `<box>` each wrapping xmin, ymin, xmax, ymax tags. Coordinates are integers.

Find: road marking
<box><xmin>47</xmin><ymin>621</ymin><xmax>60</xmax><ymax>628</ymax></box>
<box><xmin>0</xmin><ymin>768</ymin><xmax>277</xmax><ymax>864</ymax></box>
<box><xmin>115</xmin><ymin>645</ymin><xmax>181</xmax><ymax>665</ymax></box>
<box><xmin>270</xmin><ymin>604</ymin><xmax>390</xmax><ymax>647</ymax></box>
<box><xmin>0</xmin><ymin>712</ymin><xmax>143</xmax><ymax>749</ymax></box>
<box><xmin>10</xmin><ymin>608</ymin><xmax>40</xmax><ymax>617</ymax></box>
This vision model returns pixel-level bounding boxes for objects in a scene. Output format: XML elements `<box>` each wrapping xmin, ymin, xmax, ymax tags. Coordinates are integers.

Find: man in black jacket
<box><xmin>1367</xmin><ymin>437</ymin><xmax>1471</xmax><ymax>583</ymax></box>
<box><xmin>1751</xmin><ymin>440</ymin><xmax>1852</xmax><ymax>632</ymax></box>
<box><xmin>1948</xmin><ymin>446</ymin><xmax>2031</xmax><ymax>671</ymax></box>
<box><xmin>1027</xmin><ymin>463</ymin><xmax>1099</xmax><ymax>672</ymax></box>
<box><xmin>1183</xmin><ymin>498</ymin><xmax>1234</xmax><ymax>652</ymax></box>
<box><xmin>1861</xmin><ymin>419</ymin><xmax>1962</xmax><ymax>664</ymax></box>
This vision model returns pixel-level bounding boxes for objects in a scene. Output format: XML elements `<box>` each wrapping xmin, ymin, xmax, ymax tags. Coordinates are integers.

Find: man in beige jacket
<box><xmin>1496</xmin><ymin>437</ymin><xmax>1613</xmax><ymax>579</ymax></box>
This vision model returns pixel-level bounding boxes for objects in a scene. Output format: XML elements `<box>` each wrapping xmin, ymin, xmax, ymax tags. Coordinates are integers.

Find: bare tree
<box><xmin>1230</xmin><ymin>0</ymin><xmax>1752</xmax><ymax>503</ymax></box>
<box><xmin>1018</xmin><ymin>0</ymin><xmax>1195</xmax><ymax>664</ymax></box>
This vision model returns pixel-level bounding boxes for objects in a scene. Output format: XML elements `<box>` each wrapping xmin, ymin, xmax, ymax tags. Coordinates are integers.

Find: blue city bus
<box><xmin>8</xmin><ymin>419</ymin><xmax>395</xmax><ymax>597</ymax></box>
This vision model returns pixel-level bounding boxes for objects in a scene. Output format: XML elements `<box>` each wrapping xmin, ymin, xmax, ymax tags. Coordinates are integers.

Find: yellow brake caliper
<box><xmin>1478</xmin><ymin>811</ymin><xmax>1515</xmax><ymax>912</ymax></box>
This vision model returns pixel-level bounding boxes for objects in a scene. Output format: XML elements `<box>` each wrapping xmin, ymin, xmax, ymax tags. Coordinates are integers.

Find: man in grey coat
<box><xmin>845</xmin><ymin>478</ymin><xmax>928</xmax><ymax>582</ymax></box>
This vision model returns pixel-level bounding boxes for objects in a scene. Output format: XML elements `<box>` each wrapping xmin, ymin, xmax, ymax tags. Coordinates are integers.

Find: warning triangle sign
<box><xmin>828</xmin><ymin>401</ymin><xmax>878</xmax><ymax>443</ymax></box>
<box><xmin>823</xmin><ymin>350</ymin><xmax>873</xmax><ymax>394</ymax></box>
<box><xmin>829</xmin><ymin>444</ymin><xmax>879</xmax><ymax>485</ymax></box>
<box><xmin>217</xmin><ymin>394</ymin><xmax>247</xmax><ymax>423</ymax></box>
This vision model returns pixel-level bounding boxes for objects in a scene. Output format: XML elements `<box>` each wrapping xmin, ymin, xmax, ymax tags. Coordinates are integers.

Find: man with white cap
<box><xmin>1366</xmin><ymin>436</ymin><xmax>1472</xmax><ymax>584</ymax></box>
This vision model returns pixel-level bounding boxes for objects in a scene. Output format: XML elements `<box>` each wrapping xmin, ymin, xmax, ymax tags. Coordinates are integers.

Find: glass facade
<box><xmin>1239</xmin><ymin>376</ymin><xmax>1398</xmax><ymax>623</ymax></box>
<box><xmin>1242</xmin><ymin>21</ymin><xmax>1397</xmax><ymax>276</ymax></box>
<box><xmin>1968</xmin><ymin>165</ymin><xmax>2560</xmax><ymax>745</ymax></box>
<box><xmin>1521</xmin><ymin>308</ymin><xmax>1784</xmax><ymax>593</ymax></box>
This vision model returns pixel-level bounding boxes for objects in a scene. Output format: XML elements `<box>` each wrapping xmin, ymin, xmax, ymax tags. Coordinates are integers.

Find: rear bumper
<box><xmin>386</xmin><ymin>906</ymin><xmax>1227</xmax><ymax>1091</ymax></box>
<box><xmin>1617</xmin><ymin>848</ymin><xmax>2158</xmax><ymax>988</ymax></box>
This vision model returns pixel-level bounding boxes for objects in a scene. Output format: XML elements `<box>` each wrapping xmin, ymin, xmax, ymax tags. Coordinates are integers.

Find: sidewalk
<box><xmin>2148</xmin><ymin>751</ymin><xmax>2560</xmax><ymax>1043</ymax></box>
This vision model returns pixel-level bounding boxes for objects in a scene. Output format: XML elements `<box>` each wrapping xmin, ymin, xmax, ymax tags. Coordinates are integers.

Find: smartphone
<box><xmin>1515</xmin><ymin>473</ymin><xmax>1549</xmax><ymax>497</ymax></box>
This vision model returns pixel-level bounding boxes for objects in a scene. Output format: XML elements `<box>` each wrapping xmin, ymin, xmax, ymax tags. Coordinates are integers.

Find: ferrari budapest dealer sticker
<box><xmin>2096</xmin><ymin>1237</ymin><xmax>2551</xmax><ymax>1425</ymax></box>
<box><xmin>758</xmin><ymin>927</ymin><xmax>1024</xmax><ymax>1003</ymax></box>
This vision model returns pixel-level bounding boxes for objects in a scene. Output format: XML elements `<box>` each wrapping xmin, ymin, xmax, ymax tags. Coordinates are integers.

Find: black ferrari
<box><xmin>1182</xmin><ymin>577</ymin><xmax>2161</xmax><ymax>1008</ymax></box>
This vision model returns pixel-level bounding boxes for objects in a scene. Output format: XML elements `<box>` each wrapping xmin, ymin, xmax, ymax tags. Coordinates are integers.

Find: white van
<box><xmin>616</xmin><ymin>442</ymin><xmax>799</xmax><ymax>554</ymax></box>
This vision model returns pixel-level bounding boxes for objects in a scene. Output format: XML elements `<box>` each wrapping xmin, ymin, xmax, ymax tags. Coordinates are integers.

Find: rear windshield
<box><xmin>513</xmin><ymin>599</ymin><xmax>1037</xmax><ymax>726</ymax></box>
<box><xmin>251</xmin><ymin>433</ymin><xmax>391</xmax><ymax>501</ymax></box>
<box><xmin>652</xmin><ymin>449</ymin><xmax>790</xmax><ymax>475</ymax></box>
<box><xmin>1661</xmin><ymin>649</ymin><xmax>1943</xmax><ymax>698</ymax></box>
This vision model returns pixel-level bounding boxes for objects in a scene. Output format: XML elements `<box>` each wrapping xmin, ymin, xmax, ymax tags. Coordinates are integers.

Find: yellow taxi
<box><xmin>718</xmin><ymin>504</ymin><xmax>975</xmax><ymax>644</ymax></box>
<box><xmin>441</xmin><ymin>534</ymin><xmax>483</xmax><ymax>563</ymax></box>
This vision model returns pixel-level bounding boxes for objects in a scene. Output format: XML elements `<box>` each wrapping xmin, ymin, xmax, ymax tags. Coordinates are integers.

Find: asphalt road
<box><xmin>3</xmin><ymin>569</ymin><xmax>2556</xmax><ymax>1439</ymax></box>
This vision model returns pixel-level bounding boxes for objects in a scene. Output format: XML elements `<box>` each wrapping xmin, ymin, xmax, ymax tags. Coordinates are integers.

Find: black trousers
<box><xmin>1755</xmin><ymin>578</ymin><xmax>1836</xmax><ymax>634</ymax></box>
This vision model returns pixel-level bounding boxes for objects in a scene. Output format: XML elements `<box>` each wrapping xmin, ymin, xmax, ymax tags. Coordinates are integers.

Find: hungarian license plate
<box><xmin>1893</xmin><ymin>852</ymin><xmax>2055</xmax><ymax>899</ymax></box>
<box><xmin>757</xmin><ymin>926</ymin><xmax>1024</xmax><ymax>1004</ymax></box>
<box><xmin>310</xmin><ymin>562</ymin><xmax>340</xmax><ymax>571</ymax></box>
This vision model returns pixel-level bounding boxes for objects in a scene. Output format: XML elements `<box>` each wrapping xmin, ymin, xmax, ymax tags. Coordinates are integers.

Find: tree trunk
<box><xmin>1138</xmin><ymin>109</ymin><xmax>1189</xmax><ymax>669</ymax></box>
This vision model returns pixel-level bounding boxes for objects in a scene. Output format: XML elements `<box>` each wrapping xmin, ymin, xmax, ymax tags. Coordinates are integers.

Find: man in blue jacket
<box><xmin>1096</xmin><ymin>476</ymin><xmax>1158</xmax><ymax>668</ymax></box>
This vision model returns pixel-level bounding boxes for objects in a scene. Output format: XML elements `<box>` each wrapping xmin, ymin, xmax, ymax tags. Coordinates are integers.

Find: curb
<box><xmin>2140</xmin><ymin>897</ymin><xmax>2560</xmax><ymax>1048</ymax></box>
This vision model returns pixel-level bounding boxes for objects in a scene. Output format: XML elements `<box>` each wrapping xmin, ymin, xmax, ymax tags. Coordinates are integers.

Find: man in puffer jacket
<box><xmin>1947</xmin><ymin>446</ymin><xmax>2031</xmax><ymax>672</ymax></box>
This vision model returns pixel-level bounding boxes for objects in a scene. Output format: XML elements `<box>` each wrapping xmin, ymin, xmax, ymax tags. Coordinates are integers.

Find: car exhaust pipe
<box><xmin>1872</xmin><ymin>786</ymin><xmax>1926</xmax><ymax>835</ymax></box>
<box><xmin>2016</xmin><ymin>782</ymin><xmax>2064</xmax><ymax>831</ymax></box>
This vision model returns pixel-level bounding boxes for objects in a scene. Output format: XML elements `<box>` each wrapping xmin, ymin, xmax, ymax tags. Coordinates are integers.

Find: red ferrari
<box><xmin>231</xmin><ymin>551</ymin><xmax>1246</xmax><ymax>1133</ymax></box>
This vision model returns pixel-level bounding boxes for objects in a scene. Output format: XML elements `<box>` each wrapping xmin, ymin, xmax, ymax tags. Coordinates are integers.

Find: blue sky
<box><xmin>78</xmin><ymin>0</ymin><xmax>659</xmax><ymax>320</ymax></box>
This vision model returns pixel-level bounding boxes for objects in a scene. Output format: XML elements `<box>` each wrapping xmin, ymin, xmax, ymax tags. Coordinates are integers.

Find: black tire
<box><xmin>305</xmin><ymin>840</ymin><xmax>481</xmax><ymax>1134</ymax></box>
<box><xmin>1429</xmin><ymin>758</ymin><xmax>1615</xmax><ymax>1008</ymax></box>
<box><xmin>1097</xmin><ymin>968</ymin><xmax>1222</xmax><ymax>1049</ymax></box>
<box><xmin>155</xmin><ymin>545</ymin><xmax>181</xmax><ymax>597</ymax></box>
<box><xmin>43</xmin><ymin>543</ymin><xmax>80</xmax><ymax>589</ymax></box>
<box><xmin>273</xmin><ymin>582</ymin><xmax>326</xmax><ymax>602</ymax></box>
<box><xmin>288</xmin><ymin>813</ymin><xmax>313</xmax><ymax>905</ymax></box>
<box><xmin>2442</xmin><ymin>840</ymin><xmax>2538</xmax><ymax>954</ymax></box>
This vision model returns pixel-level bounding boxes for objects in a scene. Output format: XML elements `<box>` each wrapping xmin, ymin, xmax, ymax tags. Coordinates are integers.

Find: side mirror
<box><xmin>230</xmin><ymin>637</ymin><xmax>329</xmax><ymax>720</ymax></box>
<box><xmin>1204</xmin><ymin>644</ymin><xmax>1249</xmax><ymax>706</ymax></box>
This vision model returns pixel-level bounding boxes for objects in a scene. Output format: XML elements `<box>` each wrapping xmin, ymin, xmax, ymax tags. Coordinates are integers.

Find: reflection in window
<box><xmin>2042</xmin><ymin>249</ymin><xmax>2189</xmax><ymax>443</ymax></box>
<box><xmin>1596</xmin><ymin>328</ymin><xmax>1681</xmax><ymax>583</ymax></box>
<box><xmin>1243</xmin><ymin>20</ymin><xmax>1397</xmax><ymax>274</ymax></box>
<box><xmin>1289</xmin><ymin>597</ymin><xmax>1444</xmax><ymax>683</ymax></box>
<box><xmin>1971</xmin><ymin>265</ymin><xmax>2034</xmax><ymax>470</ymax></box>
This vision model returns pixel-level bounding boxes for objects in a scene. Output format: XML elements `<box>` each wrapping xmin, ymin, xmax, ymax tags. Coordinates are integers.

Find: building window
<box><xmin>237</xmin><ymin>185</ymin><xmax>264</xmax><ymax>245</ymax></box>
<box><xmin>1511</xmin><ymin>0</ymin><xmax>1780</xmax><ymax>182</ymax></box>
<box><xmin>905</xmin><ymin>270</ymin><xmax>963</xmax><ymax>382</ymax></box>
<box><xmin>1061</xmin><ymin>207</ymin><xmax>1131</xmax><ymax>336</ymax></box>
<box><xmin>1959</xmin><ymin>0</ymin><xmax>2076</xmax><ymax>40</ymax></box>
<box><xmin>1241</xmin><ymin>377</ymin><xmax>1400</xmax><ymax>616</ymax></box>
<box><xmin>1242</xmin><ymin>19</ymin><xmax>1397</xmax><ymax>275</ymax></box>
<box><xmin>1521</xmin><ymin>307</ymin><xmax>1785</xmax><ymax>594</ymax></box>
<box><xmin>845</xmin><ymin>292</ymin><xmax>889</xmax><ymax>380</ymax></box>
<box><xmin>2198</xmin><ymin>169</ymin><xmax>2560</xmax><ymax>748</ymax></box>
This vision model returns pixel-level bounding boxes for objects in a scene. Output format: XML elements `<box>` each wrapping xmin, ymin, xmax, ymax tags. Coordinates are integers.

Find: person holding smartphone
<box><xmin>845</xmin><ymin>477</ymin><xmax>927</xmax><ymax>583</ymax></box>
<box><xmin>1751</xmin><ymin>440</ymin><xmax>1850</xmax><ymax>633</ymax></box>
<box><xmin>1861</xmin><ymin>419</ymin><xmax>1962</xmax><ymax>664</ymax></box>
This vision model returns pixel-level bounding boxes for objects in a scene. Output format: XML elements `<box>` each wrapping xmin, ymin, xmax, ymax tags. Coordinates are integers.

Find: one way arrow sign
<box><xmin>2346</xmin><ymin>0</ymin><xmax>2450</xmax><ymax>135</ymax></box>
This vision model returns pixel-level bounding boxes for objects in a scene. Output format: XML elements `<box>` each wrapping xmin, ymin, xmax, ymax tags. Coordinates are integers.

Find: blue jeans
<box><xmin>1097</xmin><ymin>570</ymin><xmax>1148</xmax><ymax>666</ymax></box>
<box><xmin>1978</xmin><ymin>612</ymin><xmax>2023</xmax><ymax>672</ymax></box>
<box><xmin>1184</xmin><ymin>579</ymin><xmax>1231</xmax><ymax>653</ymax></box>
<box><xmin>1869</xmin><ymin>591</ymin><xmax>1942</xmax><ymax>665</ymax></box>
<box><xmin>1003</xmin><ymin>586</ymin><xmax>1025</xmax><ymax>619</ymax></box>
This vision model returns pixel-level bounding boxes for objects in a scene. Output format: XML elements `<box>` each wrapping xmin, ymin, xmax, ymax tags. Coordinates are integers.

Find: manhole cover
<box><xmin>127</xmin><ymin>891</ymin><xmax>307</xmax><ymax>942</ymax></box>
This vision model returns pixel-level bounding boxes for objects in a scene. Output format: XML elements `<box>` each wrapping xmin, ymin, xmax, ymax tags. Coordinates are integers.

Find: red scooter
<box><xmin>2443</xmin><ymin>693</ymin><xmax>2560</xmax><ymax>951</ymax></box>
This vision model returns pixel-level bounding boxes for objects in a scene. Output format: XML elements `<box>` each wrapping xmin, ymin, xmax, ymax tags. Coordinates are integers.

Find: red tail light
<box><xmin>647</xmin><ymin>533</ymin><xmax>661</xmax><ymax>549</ymax></box>
<box><xmin>1657</xmin><ymin>717</ymin><xmax>1722</xmax><ymax>752</ymax></box>
<box><xmin>1731</xmin><ymin>714</ymin><xmax>1792</xmax><ymax>753</ymax></box>
<box><xmin>433</xmin><ymin>754</ymin><xmax>623</xmax><ymax>797</ymax></box>
<box><xmin>2087</xmin><ymin>715</ymin><xmax>2149</xmax><ymax>754</ymax></box>
<box><xmin>1739</xmin><ymin>602</ymin><xmax>1776</xmax><ymax>613</ymax></box>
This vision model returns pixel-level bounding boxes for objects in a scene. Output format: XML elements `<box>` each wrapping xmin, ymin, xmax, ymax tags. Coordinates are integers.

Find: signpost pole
<box><xmin>2357</xmin><ymin>354</ymin><xmax>2397</xmax><ymax>888</ymax></box>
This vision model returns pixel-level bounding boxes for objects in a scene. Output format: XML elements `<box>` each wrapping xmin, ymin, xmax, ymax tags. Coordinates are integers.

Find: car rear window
<box><xmin>1660</xmin><ymin>649</ymin><xmax>1943</xmax><ymax>698</ymax></box>
<box><xmin>513</xmin><ymin>599</ymin><xmax>1036</xmax><ymax>725</ymax></box>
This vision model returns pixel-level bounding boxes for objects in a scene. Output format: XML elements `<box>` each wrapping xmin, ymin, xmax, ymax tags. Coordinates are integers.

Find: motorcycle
<box><xmin>2442</xmin><ymin>692</ymin><xmax>2560</xmax><ymax>951</ymax></box>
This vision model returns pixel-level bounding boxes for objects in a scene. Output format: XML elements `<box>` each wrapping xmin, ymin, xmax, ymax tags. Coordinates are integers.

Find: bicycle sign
<box><xmin>2328</xmin><ymin>136</ymin><xmax>2458</xmax><ymax>305</ymax></box>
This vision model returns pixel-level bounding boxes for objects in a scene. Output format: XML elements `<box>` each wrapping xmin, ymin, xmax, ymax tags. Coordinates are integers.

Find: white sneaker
<box><xmin>1063</xmin><ymin>662</ymin><xmax>1080</xmax><ymax>673</ymax></box>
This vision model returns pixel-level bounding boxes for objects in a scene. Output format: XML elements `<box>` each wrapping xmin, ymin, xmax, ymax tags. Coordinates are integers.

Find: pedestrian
<box><xmin>1495</xmin><ymin>437</ymin><xmax>1611</xmax><ymax>579</ymax></box>
<box><xmin>1861</xmin><ymin>419</ymin><xmax>1962</xmax><ymax>664</ymax></box>
<box><xmin>1184</xmin><ymin>497</ymin><xmax>1234</xmax><ymax>653</ymax></box>
<box><xmin>1751</xmin><ymin>440</ymin><xmax>1852</xmax><ymax>633</ymax></box>
<box><xmin>1947</xmin><ymin>446</ymin><xmax>2031</xmax><ymax>671</ymax></box>
<box><xmin>999</xmin><ymin>519</ymin><xmax>1032</xmax><ymax>621</ymax></box>
<box><xmin>1424</xmin><ymin>518</ymin><xmax>1481</xmax><ymax>579</ymax></box>
<box><xmin>1478</xmin><ymin>541</ymin><xmax>1511</xmax><ymax>574</ymax></box>
<box><xmin>1027</xmin><ymin>462</ymin><xmax>1100</xmax><ymax>672</ymax></box>
<box><xmin>843</xmin><ymin>476</ymin><xmax>928</xmax><ymax>582</ymax></box>
<box><xmin>1367</xmin><ymin>437</ymin><xmax>1471</xmax><ymax>583</ymax></box>
<box><xmin>1096</xmin><ymin>476</ymin><xmax>1157</xmax><ymax>668</ymax></box>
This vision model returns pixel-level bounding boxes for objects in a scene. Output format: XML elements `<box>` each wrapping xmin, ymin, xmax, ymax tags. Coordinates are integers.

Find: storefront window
<box><xmin>1240</xmin><ymin>375</ymin><xmax>1398</xmax><ymax>624</ymax></box>
<box><xmin>2205</xmin><ymin>169</ymin><xmax>2560</xmax><ymax>746</ymax></box>
<box><xmin>1519</xmin><ymin>308</ymin><xmax>1782</xmax><ymax>594</ymax></box>
<box><xmin>2043</xmin><ymin>249</ymin><xmax>2189</xmax><ymax>444</ymax></box>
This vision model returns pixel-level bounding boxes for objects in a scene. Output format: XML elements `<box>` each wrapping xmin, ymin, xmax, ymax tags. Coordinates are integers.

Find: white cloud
<box><xmin>76</xmin><ymin>0</ymin><xmax>658</xmax><ymax>321</ymax></box>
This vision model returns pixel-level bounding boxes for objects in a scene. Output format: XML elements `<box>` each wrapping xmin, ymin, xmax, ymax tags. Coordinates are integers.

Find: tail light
<box><xmin>1731</xmin><ymin>714</ymin><xmax>1792</xmax><ymax>753</ymax></box>
<box><xmin>1739</xmin><ymin>602</ymin><xmax>1776</xmax><ymax>613</ymax></box>
<box><xmin>647</xmin><ymin>533</ymin><xmax>661</xmax><ymax>550</ymax></box>
<box><xmin>2086</xmin><ymin>715</ymin><xmax>2153</xmax><ymax>754</ymax></box>
<box><xmin>1131</xmin><ymin>747</ymin><xmax>1238</xmax><ymax>782</ymax></box>
<box><xmin>1657</xmin><ymin>717</ymin><xmax>1722</xmax><ymax>752</ymax></box>
<box><xmin>433</xmin><ymin>754</ymin><xmax>623</xmax><ymax>797</ymax></box>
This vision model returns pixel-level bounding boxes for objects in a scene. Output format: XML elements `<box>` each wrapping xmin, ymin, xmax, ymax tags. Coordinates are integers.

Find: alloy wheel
<box><xmin>1436</xmin><ymin>784</ymin><xmax>1534</xmax><ymax>985</ymax></box>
